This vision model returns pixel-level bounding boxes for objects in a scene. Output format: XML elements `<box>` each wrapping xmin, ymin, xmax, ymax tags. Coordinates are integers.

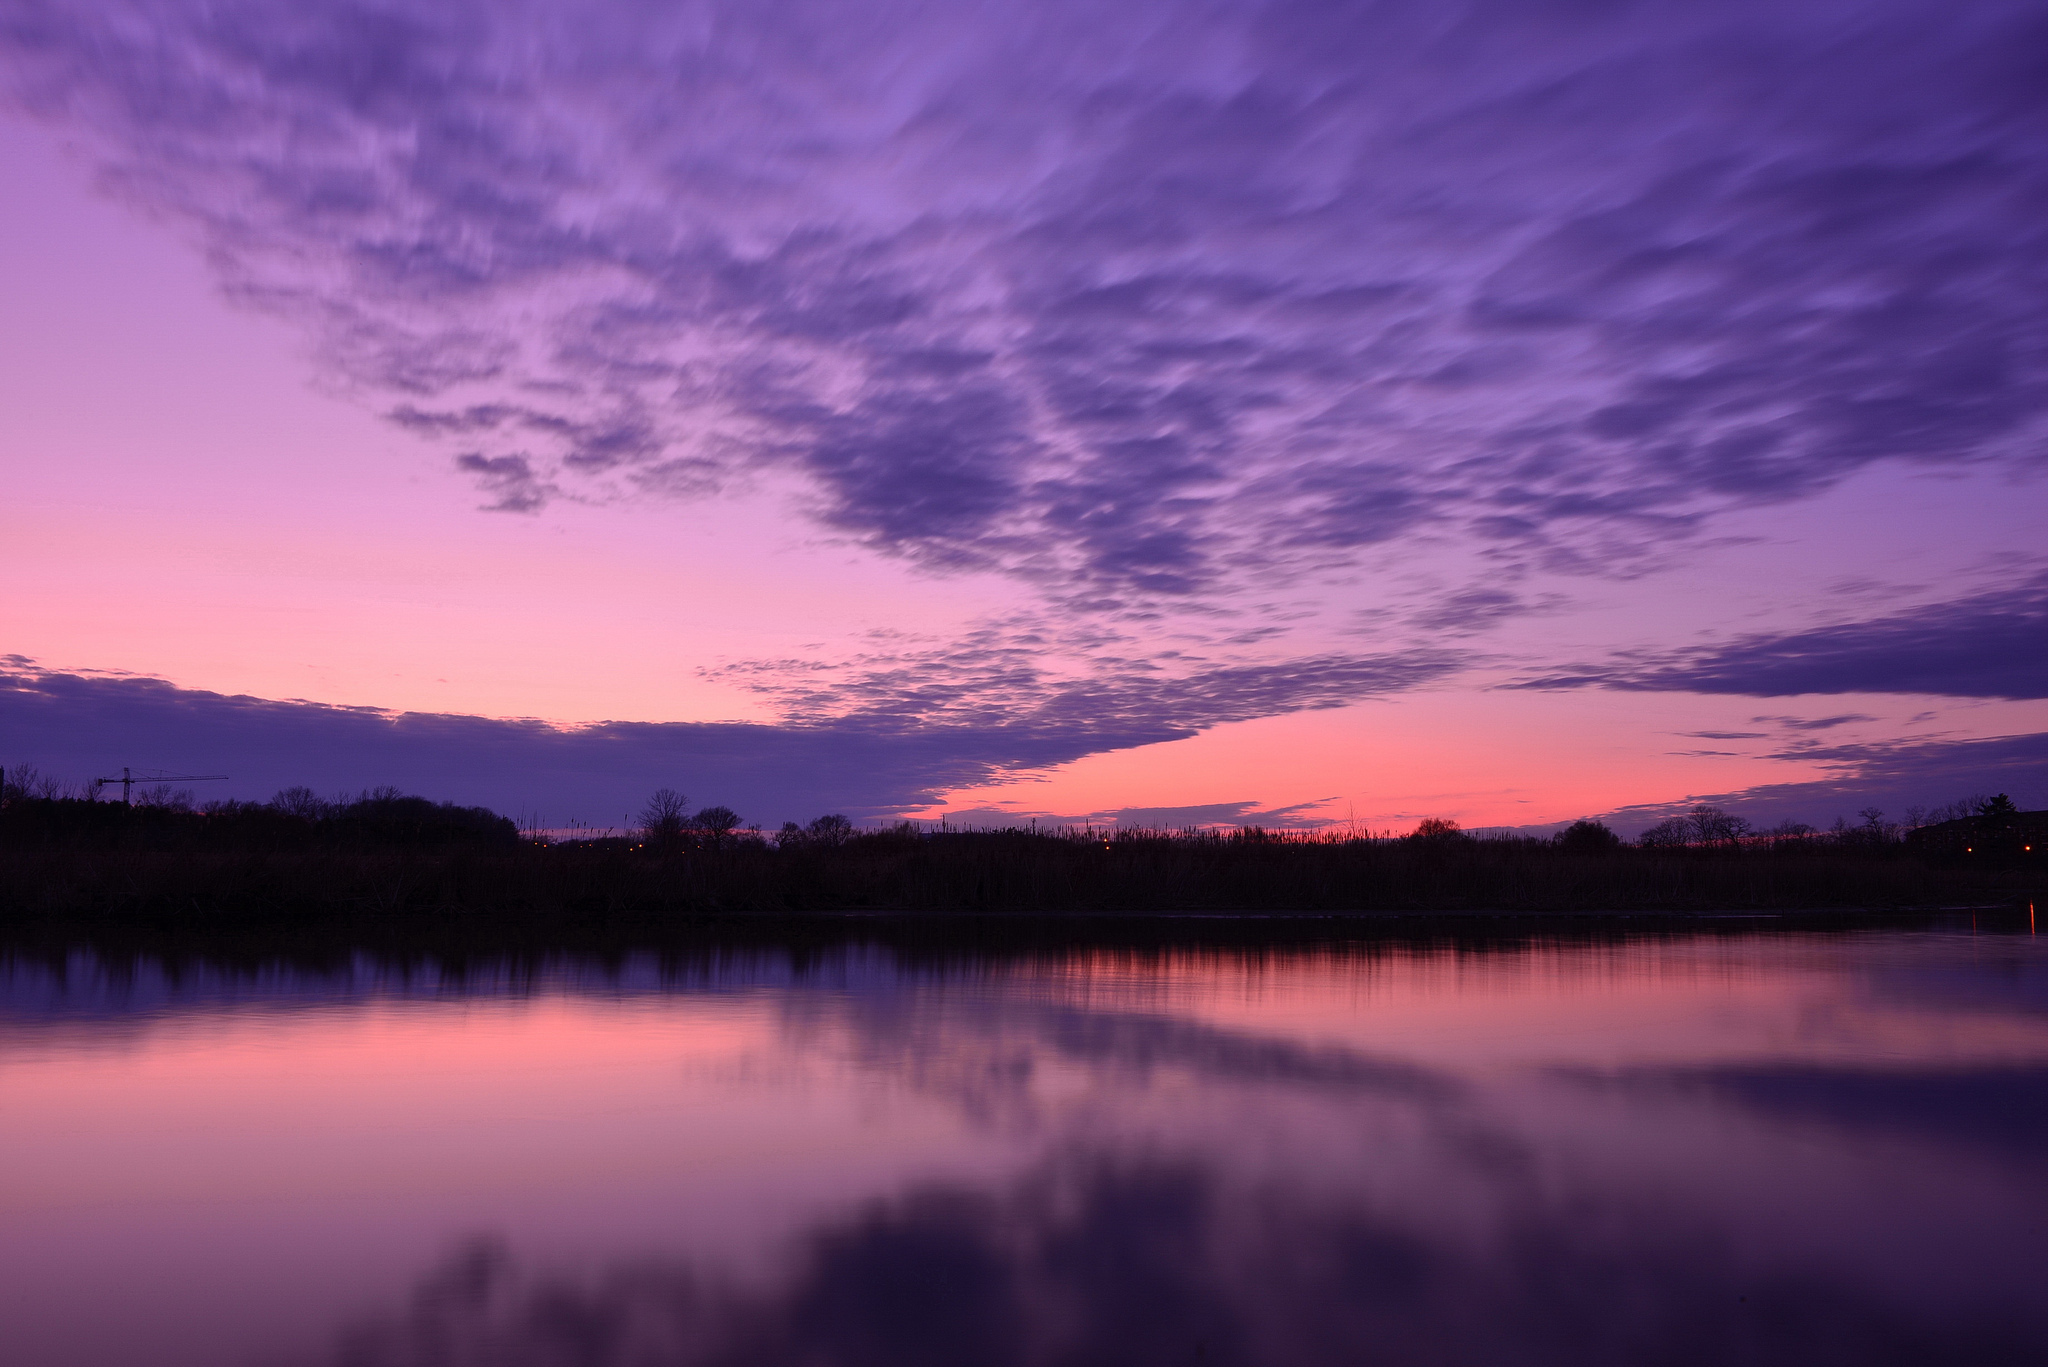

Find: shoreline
<box><xmin>0</xmin><ymin>903</ymin><xmax>2033</xmax><ymax>969</ymax></box>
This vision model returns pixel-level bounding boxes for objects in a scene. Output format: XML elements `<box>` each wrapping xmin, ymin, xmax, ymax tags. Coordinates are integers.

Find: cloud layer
<box><xmin>1591</xmin><ymin>730</ymin><xmax>2048</xmax><ymax>835</ymax></box>
<box><xmin>4</xmin><ymin>0</ymin><xmax>2044</xmax><ymax>612</ymax></box>
<box><xmin>1516</xmin><ymin>570</ymin><xmax>2048</xmax><ymax>699</ymax></box>
<box><xmin>10</xmin><ymin>655</ymin><xmax>2038</xmax><ymax>831</ymax></box>
<box><xmin>0</xmin><ymin>652</ymin><xmax>1453</xmax><ymax>822</ymax></box>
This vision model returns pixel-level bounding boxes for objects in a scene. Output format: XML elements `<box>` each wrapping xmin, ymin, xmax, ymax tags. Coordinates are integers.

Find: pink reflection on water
<box><xmin>2</xmin><ymin>930</ymin><xmax>2044</xmax><ymax>1366</ymax></box>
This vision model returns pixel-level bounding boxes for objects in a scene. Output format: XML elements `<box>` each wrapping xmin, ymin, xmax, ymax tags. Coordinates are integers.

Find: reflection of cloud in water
<box><xmin>1568</xmin><ymin>1064</ymin><xmax>2048</xmax><ymax>1163</ymax></box>
<box><xmin>311</xmin><ymin>973</ymin><xmax>2048</xmax><ymax>1364</ymax></box>
<box><xmin>775</xmin><ymin>989</ymin><xmax>1461</xmax><ymax>1130</ymax></box>
<box><xmin>315</xmin><ymin>1150</ymin><xmax>2046</xmax><ymax>1367</ymax></box>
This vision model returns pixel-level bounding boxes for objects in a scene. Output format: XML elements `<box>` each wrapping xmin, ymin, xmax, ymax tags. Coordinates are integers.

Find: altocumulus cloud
<box><xmin>1</xmin><ymin>0</ymin><xmax>2044</xmax><ymax>613</ymax></box>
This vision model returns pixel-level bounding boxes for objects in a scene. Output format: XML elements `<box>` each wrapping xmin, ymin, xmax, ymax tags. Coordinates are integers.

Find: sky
<box><xmin>2</xmin><ymin>0</ymin><xmax>2045</xmax><ymax>834</ymax></box>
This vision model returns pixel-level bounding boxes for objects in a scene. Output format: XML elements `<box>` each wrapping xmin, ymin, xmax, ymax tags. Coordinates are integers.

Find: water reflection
<box><xmin>1</xmin><ymin>930</ymin><xmax>2044</xmax><ymax>1366</ymax></box>
<box><xmin>332</xmin><ymin>1155</ymin><xmax>2038</xmax><ymax>1367</ymax></box>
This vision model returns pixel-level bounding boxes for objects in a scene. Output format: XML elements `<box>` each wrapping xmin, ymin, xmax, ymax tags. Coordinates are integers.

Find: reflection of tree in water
<box><xmin>319</xmin><ymin>1153</ymin><xmax>2042</xmax><ymax>1367</ymax></box>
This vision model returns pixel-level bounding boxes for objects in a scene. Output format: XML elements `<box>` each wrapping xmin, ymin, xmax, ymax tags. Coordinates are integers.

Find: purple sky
<box><xmin>3</xmin><ymin>0</ymin><xmax>2044</xmax><ymax>833</ymax></box>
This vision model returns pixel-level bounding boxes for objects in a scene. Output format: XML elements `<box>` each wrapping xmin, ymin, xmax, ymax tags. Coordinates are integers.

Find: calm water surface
<box><xmin>3</xmin><ymin>926</ymin><xmax>2045</xmax><ymax>1366</ymax></box>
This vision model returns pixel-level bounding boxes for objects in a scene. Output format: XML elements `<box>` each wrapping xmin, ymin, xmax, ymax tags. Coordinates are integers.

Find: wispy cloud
<box><xmin>1755</xmin><ymin>714</ymin><xmax>1879</xmax><ymax>732</ymax></box>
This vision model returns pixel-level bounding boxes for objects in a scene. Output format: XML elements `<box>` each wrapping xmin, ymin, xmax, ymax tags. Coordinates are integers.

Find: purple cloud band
<box><xmin>0</xmin><ymin>651</ymin><xmax>1456</xmax><ymax>822</ymax></box>
<box><xmin>1513</xmin><ymin>571</ymin><xmax>2048</xmax><ymax>699</ymax></box>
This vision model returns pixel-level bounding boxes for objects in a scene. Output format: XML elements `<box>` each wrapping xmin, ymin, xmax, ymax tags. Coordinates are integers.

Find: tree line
<box><xmin>0</xmin><ymin>761</ymin><xmax>2029</xmax><ymax>858</ymax></box>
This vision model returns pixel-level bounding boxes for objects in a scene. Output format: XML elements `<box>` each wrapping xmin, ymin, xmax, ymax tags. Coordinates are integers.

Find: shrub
<box><xmin>1554</xmin><ymin>820</ymin><xmax>1621</xmax><ymax>854</ymax></box>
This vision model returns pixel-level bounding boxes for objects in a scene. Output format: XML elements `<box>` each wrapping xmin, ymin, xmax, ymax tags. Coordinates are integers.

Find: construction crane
<box><xmin>92</xmin><ymin>767</ymin><xmax>230</xmax><ymax>805</ymax></box>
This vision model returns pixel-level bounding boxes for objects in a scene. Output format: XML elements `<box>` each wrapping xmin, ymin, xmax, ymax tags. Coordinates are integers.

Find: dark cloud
<box><xmin>1407</xmin><ymin>587</ymin><xmax>1544</xmax><ymax>635</ymax></box>
<box><xmin>0</xmin><ymin>650</ymin><xmax>1459</xmax><ymax>823</ymax></box>
<box><xmin>452</xmin><ymin>452</ymin><xmax>552</xmax><ymax>512</ymax></box>
<box><xmin>3</xmin><ymin>0</ymin><xmax>2043</xmax><ymax>604</ymax></box>
<box><xmin>1594</xmin><ymin>729</ymin><xmax>2048</xmax><ymax>834</ymax></box>
<box><xmin>1513</xmin><ymin>572</ymin><xmax>2048</xmax><ymax>699</ymax></box>
<box><xmin>1757</xmin><ymin>715</ymin><xmax>1880</xmax><ymax>732</ymax></box>
<box><xmin>935</xmin><ymin>798</ymin><xmax>1341</xmax><ymax>831</ymax></box>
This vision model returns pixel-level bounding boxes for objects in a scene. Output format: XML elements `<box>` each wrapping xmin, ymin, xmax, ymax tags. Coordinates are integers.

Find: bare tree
<box><xmin>0</xmin><ymin>763</ymin><xmax>34</xmax><ymax>802</ymax></box>
<box><xmin>806</xmin><ymin>814</ymin><xmax>854</xmax><ymax>848</ymax></box>
<box><xmin>1638</xmin><ymin>817</ymin><xmax>1691</xmax><ymax>848</ymax></box>
<box><xmin>1919</xmin><ymin>795</ymin><xmax>1988</xmax><ymax>826</ymax></box>
<box><xmin>693</xmin><ymin>805</ymin><xmax>741</xmax><ymax>849</ymax></box>
<box><xmin>1686</xmin><ymin>805</ymin><xmax>1751</xmax><ymax>848</ymax></box>
<box><xmin>639</xmin><ymin>788</ymin><xmax>690</xmax><ymax>846</ymax></box>
<box><xmin>2</xmin><ymin>763</ymin><xmax>65</xmax><ymax>801</ymax></box>
<box><xmin>271</xmin><ymin>786</ymin><xmax>330</xmax><ymax>820</ymax></box>
<box><xmin>136</xmin><ymin>784</ymin><xmax>194</xmax><ymax>811</ymax></box>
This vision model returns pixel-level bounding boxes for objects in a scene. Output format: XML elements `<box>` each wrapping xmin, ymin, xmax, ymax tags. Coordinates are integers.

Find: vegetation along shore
<box><xmin>0</xmin><ymin>770</ymin><xmax>2038</xmax><ymax>926</ymax></box>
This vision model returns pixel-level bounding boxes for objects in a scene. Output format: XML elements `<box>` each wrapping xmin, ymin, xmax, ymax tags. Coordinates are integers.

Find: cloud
<box><xmin>703</xmin><ymin>629</ymin><xmax>1465</xmax><ymax>735</ymax></box>
<box><xmin>0</xmin><ymin>650</ymin><xmax>1460</xmax><ymax>823</ymax></box>
<box><xmin>1593</xmin><ymin>729</ymin><xmax>2048</xmax><ymax>833</ymax></box>
<box><xmin>3</xmin><ymin>0</ymin><xmax>2044</xmax><ymax>609</ymax></box>
<box><xmin>936</xmin><ymin>798</ymin><xmax>1341</xmax><ymax>831</ymax></box>
<box><xmin>452</xmin><ymin>452</ymin><xmax>553</xmax><ymax>513</ymax></box>
<box><xmin>1513</xmin><ymin>572</ymin><xmax>2048</xmax><ymax>699</ymax></box>
<box><xmin>1406</xmin><ymin>588</ymin><xmax>1553</xmax><ymax>636</ymax></box>
<box><xmin>1756</xmin><ymin>715</ymin><xmax>1880</xmax><ymax>732</ymax></box>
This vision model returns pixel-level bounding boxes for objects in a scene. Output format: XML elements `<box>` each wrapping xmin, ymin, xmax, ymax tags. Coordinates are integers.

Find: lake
<box><xmin>3</xmin><ymin>922</ymin><xmax>2044</xmax><ymax>1365</ymax></box>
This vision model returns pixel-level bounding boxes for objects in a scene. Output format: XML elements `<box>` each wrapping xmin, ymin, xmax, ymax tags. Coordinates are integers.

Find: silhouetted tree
<box><xmin>806</xmin><ymin>814</ymin><xmax>854</xmax><ymax>848</ymax></box>
<box><xmin>1917</xmin><ymin>795</ymin><xmax>1988</xmax><ymax>826</ymax></box>
<box><xmin>1553</xmin><ymin>819</ymin><xmax>1621</xmax><ymax>854</ymax></box>
<box><xmin>2</xmin><ymin>763</ymin><xmax>63</xmax><ymax>802</ymax></box>
<box><xmin>1686</xmin><ymin>805</ymin><xmax>1750</xmax><ymax>848</ymax></box>
<box><xmin>1977</xmin><ymin>793</ymin><xmax>2020</xmax><ymax>820</ymax></box>
<box><xmin>638</xmin><ymin>788</ymin><xmax>690</xmax><ymax>847</ymax></box>
<box><xmin>1638</xmin><ymin>817</ymin><xmax>1690</xmax><ymax>848</ymax></box>
<box><xmin>271</xmin><ymin>786</ymin><xmax>330</xmax><ymax>820</ymax></box>
<box><xmin>694</xmin><ymin>805</ymin><xmax>742</xmax><ymax>850</ymax></box>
